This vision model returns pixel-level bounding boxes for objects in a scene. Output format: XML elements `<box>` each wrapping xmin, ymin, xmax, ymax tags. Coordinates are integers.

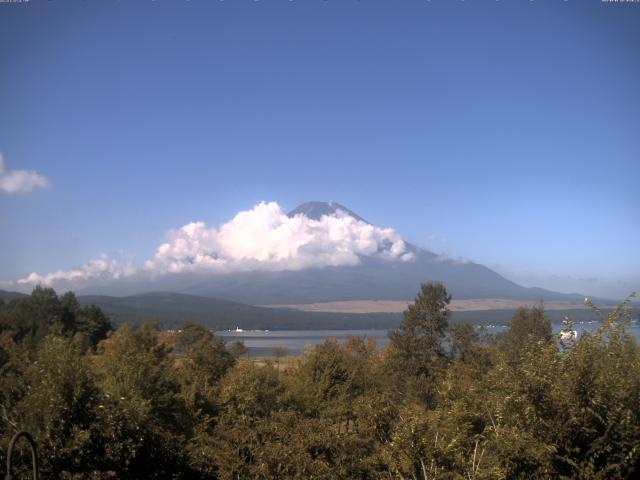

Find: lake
<box><xmin>218</xmin><ymin>321</ymin><xmax>640</xmax><ymax>357</ymax></box>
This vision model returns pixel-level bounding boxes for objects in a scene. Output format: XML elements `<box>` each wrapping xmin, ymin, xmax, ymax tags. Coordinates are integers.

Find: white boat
<box><xmin>558</xmin><ymin>315</ymin><xmax>578</xmax><ymax>350</ymax></box>
<box><xmin>558</xmin><ymin>328</ymin><xmax>578</xmax><ymax>349</ymax></box>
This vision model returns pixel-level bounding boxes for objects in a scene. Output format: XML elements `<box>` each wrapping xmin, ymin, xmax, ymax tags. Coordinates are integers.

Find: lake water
<box><xmin>218</xmin><ymin>321</ymin><xmax>640</xmax><ymax>357</ymax></box>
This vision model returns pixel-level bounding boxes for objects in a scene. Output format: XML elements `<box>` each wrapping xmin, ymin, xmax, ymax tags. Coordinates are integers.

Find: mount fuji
<box><xmin>76</xmin><ymin>201</ymin><xmax>581</xmax><ymax>305</ymax></box>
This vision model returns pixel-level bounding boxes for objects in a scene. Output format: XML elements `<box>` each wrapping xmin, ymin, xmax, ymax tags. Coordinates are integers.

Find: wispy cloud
<box><xmin>16</xmin><ymin>255</ymin><xmax>136</xmax><ymax>289</ymax></box>
<box><xmin>489</xmin><ymin>265</ymin><xmax>639</xmax><ymax>299</ymax></box>
<box><xmin>13</xmin><ymin>201</ymin><xmax>413</xmax><ymax>290</ymax></box>
<box><xmin>0</xmin><ymin>153</ymin><xmax>50</xmax><ymax>195</ymax></box>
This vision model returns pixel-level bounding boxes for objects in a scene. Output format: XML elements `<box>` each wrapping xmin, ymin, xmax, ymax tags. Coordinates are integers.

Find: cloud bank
<box><xmin>13</xmin><ymin>201</ymin><xmax>413</xmax><ymax>290</ymax></box>
<box><xmin>146</xmin><ymin>201</ymin><xmax>413</xmax><ymax>273</ymax></box>
<box><xmin>0</xmin><ymin>154</ymin><xmax>50</xmax><ymax>195</ymax></box>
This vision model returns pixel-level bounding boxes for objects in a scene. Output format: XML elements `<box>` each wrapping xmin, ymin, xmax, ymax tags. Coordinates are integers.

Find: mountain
<box><xmin>73</xmin><ymin>201</ymin><xmax>587</xmax><ymax>305</ymax></box>
<box><xmin>289</xmin><ymin>201</ymin><xmax>369</xmax><ymax>223</ymax></box>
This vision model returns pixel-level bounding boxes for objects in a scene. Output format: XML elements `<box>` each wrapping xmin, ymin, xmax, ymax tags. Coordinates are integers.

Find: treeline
<box><xmin>0</xmin><ymin>284</ymin><xmax>639</xmax><ymax>479</ymax></box>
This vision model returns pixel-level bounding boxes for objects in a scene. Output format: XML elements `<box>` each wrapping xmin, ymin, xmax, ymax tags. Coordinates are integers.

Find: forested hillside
<box><xmin>0</xmin><ymin>285</ymin><xmax>638</xmax><ymax>479</ymax></box>
<box><xmin>76</xmin><ymin>291</ymin><xmax>403</xmax><ymax>330</ymax></box>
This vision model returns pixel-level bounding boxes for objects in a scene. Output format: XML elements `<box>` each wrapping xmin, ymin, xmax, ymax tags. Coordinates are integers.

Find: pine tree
<box><xmin>386</xmin><ymin>282</ymin><xmax>451</xmax><ymax>405</ymax></box>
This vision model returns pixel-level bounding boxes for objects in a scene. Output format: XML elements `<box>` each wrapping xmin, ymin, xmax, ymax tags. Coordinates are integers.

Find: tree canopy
<box><xmin>0</xmin><ymin>286</ymin><xmax>638</xmax><ymax>479</ymax></box>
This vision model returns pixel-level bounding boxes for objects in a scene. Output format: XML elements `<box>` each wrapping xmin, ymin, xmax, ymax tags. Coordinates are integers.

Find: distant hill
<box><xmin>3</xmin><ymin>289</ymin><xmax>631</xmax><ymax>331</ymax></box>
<box><xmin>0</xmin><ymin>289</ymin><xmax>28</xmax><ymax>302</ymax></box>
<box><xmin>77</xmin><ymin>291</ymin><xmax>402</xmax><ymax>330</ymax></box>
<box><xmin>77</xmin><ymin>292</ymin><xmax>630</xmax><ymax>330</ymax></box>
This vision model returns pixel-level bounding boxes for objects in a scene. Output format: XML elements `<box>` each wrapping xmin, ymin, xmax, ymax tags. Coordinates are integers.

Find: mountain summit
<box><xmin>288</xmin><ymin>201</ymin><xmax>368</xmax><ymax>223</ymax></box>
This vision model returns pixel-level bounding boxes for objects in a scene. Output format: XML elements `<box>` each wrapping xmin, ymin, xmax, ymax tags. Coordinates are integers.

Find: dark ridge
<box><xmin>0</xmin><ymin>289</ymin><xmax>28</xmax><ymax>302</ymax></box>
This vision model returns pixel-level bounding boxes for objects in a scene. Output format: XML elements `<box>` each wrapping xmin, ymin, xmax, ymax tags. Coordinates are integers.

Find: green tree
<box><xmin>549</xmin><ymin>296</ymin><xmax>640</xmax><ymax>479</ymax></box>
<box><xmin>0</xmin><ymin>286</ymin><xmax>64</xmax><ymax>344</ymax></box>
<box><xmin>200</xmin><ymin>360</ymin><xmax>286</xmax><ymax>478</ymax></box>
<box><xmin>174</xmin><ymin>321</ymin><xmax>235</xmax><ymax>412</ymax></box>
<box><xmin>0</xmin><ymin>288</ymin><xmax>111</xmax><ymax>349</ymax></box>
<box><xmin>228</xmin><ymin>339</ymin><xmax>248</xmax><ymax>358</ymax></box>
<box><xmin>272</xmin><ymin>345</ymin><xmax>289</xmax><ymax>366</ymax></box>
<box><xmin>386</xmin><ymin>282</ymin><xmax>451</xmax><ymax>405</ymax></box>
<box><xmin>91</xmin><ymin>322</ymin><xmax>193</xmax><ymax>478</ymax></box>
<box><xmin>496</xmin><ymin>304</ymin><xmax>552</xmax><ymax>362</ymax></box>
<box><xmin>75</xmin><ymin>303</ymin><xmax>112</xmax><ymax>350</ymax></box>
<box><xmin>0</xmin><ymin>336</ymin><xmax>100</xmax><ymax>478</ymax></box>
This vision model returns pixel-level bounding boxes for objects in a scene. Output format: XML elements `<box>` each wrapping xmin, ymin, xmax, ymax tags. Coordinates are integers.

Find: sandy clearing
<box><xmin>260</xmin><ymin>299</ymin><xmax>595</xmax><ymax>314</ymax></box>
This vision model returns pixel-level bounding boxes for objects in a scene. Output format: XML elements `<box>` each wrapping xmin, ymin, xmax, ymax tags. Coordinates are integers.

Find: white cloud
<box><xmin>13</xmin><ymin>201</ymin><xmax>413</xmax><ymax>290</ymax></box>
<box><xmin>434</xmin><ymin>251</ymin><xmax>471</xmax><ymax>264</ymax></box>
<box><xmin>0</xmin><ymin>153</ymin><xmax>50</xmax><ymax>195</ymax></box>
<box><xmin>17</xmin><ymin>255</ymin><xmax>136</xmax><ymax>289</ymax></box>
<box><xmin>146</xmin><ymin>201</ymin><xmax>413</xmax><ymax>274</ymax></box>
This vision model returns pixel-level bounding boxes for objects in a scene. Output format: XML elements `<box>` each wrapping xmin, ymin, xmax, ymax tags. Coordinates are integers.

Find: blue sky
<box><xmin>1</xmin><ymin>0</ymin><xmax>638</xmax><ymax>299</ymax></box>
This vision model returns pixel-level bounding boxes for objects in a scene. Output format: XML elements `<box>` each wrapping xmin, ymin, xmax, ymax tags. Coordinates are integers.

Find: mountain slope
<box><xmin>80</xmin><ymin>244</ymin><xmax>581</xmax><ymax>305</ymax></box>
<box><xmin>167</xmin><ymin>250</ymin><xmax>579</xmax><ymax>304</ymax></box>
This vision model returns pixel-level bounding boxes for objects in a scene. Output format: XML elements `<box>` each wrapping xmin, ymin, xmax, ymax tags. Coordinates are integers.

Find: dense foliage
<box><xmin>0</xmin><ymin>284</ymin><xmax>638</xmax><ymax>479</ymax></box>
